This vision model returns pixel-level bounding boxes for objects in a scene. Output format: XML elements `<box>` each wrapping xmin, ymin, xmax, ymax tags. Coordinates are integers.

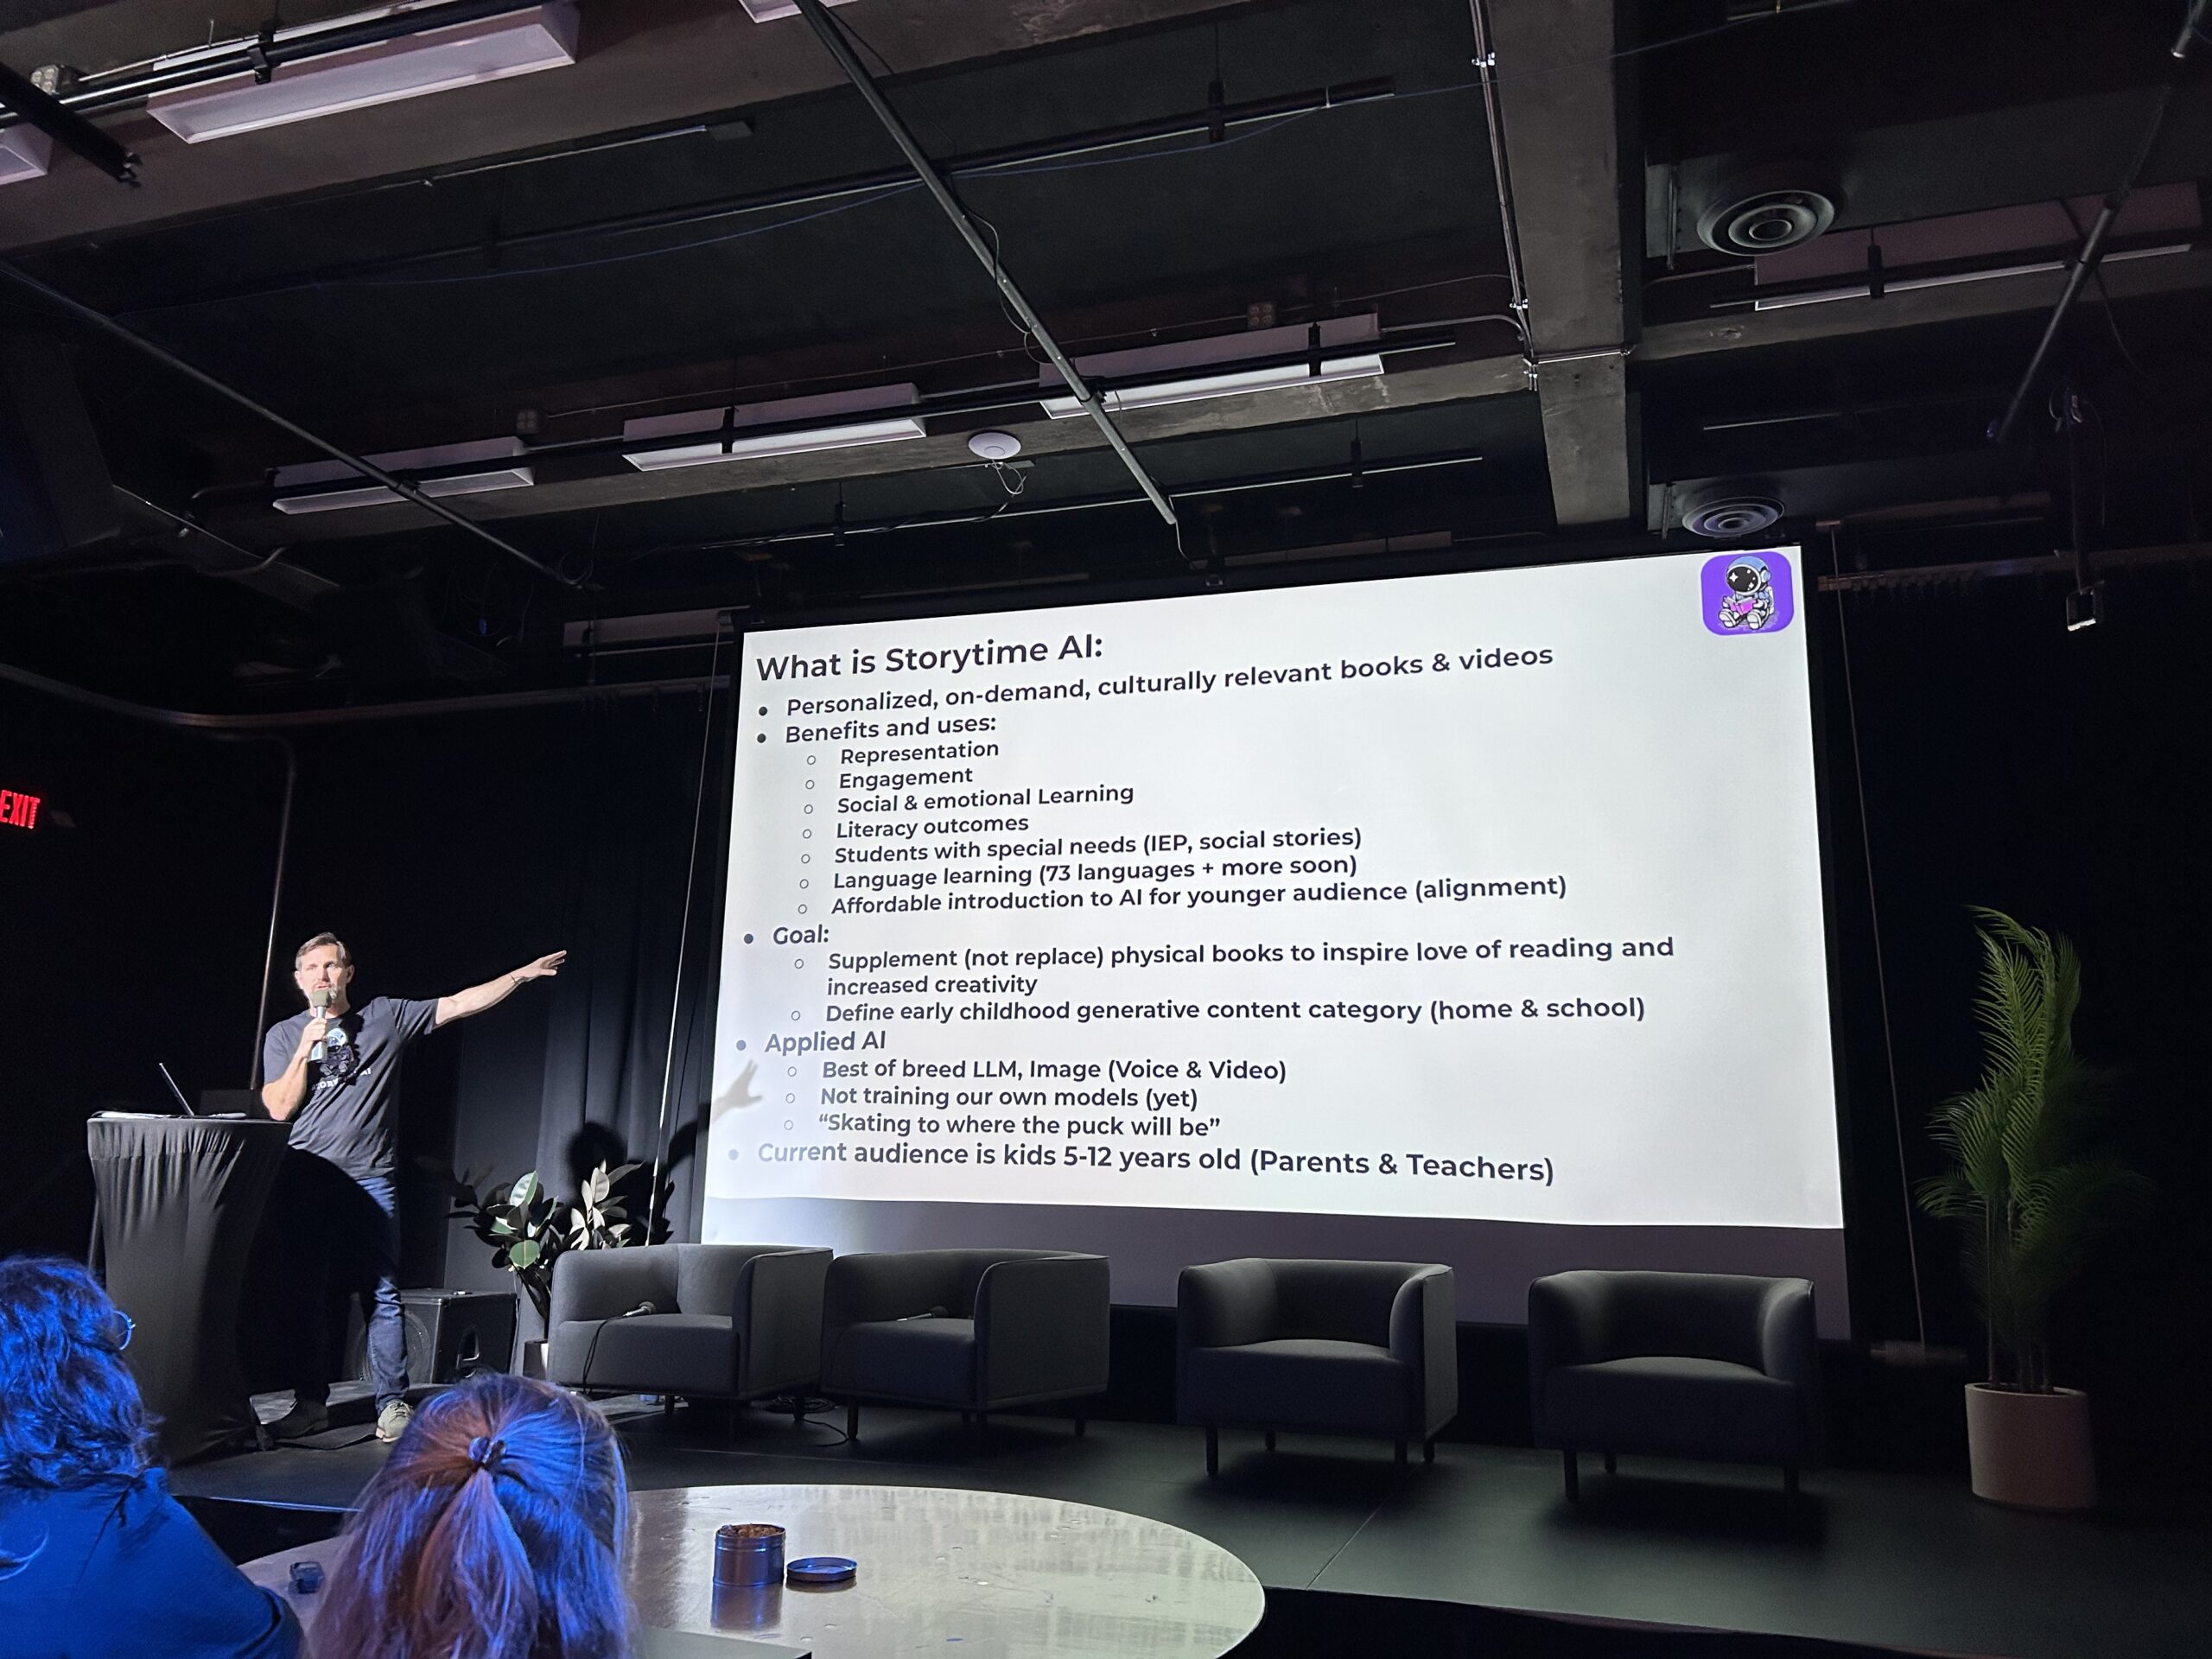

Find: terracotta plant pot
<box><xmin>1964</xmin><ymin>1382</ymin><xmax>2096</xmax><ymax>1510</ymax></box>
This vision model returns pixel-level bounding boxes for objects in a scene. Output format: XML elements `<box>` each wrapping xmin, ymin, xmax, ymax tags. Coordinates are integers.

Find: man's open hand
<box><xmin>518</xmin><ymin>950</ymin><xmax>568</xmax><ymax>981</ymax></box>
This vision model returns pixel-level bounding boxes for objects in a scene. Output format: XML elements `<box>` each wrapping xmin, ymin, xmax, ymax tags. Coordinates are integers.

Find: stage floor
<box><xmin>176</xmin><ymin>1398</ymin><xmax>2209</xmax><ymax>1659</ymax></box>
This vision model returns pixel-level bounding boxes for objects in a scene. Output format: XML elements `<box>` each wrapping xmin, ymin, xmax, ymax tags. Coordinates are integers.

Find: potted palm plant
<box><xmin>1916</xmin><ymin>908</ymin><xmax>2148</xmax><ymax>1510</ymax></box>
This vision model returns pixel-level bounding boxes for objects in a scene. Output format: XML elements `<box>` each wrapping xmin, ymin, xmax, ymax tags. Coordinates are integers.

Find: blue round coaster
<box><xmin>786</xmin><ymin>1555</ymin><xmax>856</xmax><ymax>1585</ymax></box>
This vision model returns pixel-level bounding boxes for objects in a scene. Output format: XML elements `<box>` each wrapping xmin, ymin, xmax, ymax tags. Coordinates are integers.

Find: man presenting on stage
<box><xmin>259</xmin><ymin>932</ymin><xmax>565</xmax><ymax>1442</ymax></box>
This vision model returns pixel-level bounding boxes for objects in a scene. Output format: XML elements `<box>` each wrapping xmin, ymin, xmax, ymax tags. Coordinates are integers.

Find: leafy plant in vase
<box><xmin>435</xmin><ymin>1161</ymin><xmax>643</xmax><ymax>1373</ymax></box>
<box><xmin>1916</xmin><ymin>909</ymin><xmax>2149</xmax><ymax>1510</ymax></box>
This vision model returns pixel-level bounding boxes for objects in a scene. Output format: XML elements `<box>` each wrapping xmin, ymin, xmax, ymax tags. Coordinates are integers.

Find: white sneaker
<box><xmin>375</xmin><ymin>1400</ymin><xmax>413</xmax><ymax>1443</ymax></box>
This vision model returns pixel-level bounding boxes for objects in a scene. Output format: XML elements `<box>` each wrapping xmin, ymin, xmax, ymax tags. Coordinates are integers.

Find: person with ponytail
<box><xmin>313</xmin><ymin>1370</ymin><xmax>633</xmax><ymax>1659</ymax></box>
<box><xmin>0</xmin><ymin>1256</ymin><xmax>301</xmax><ymax>1659</ymax></box>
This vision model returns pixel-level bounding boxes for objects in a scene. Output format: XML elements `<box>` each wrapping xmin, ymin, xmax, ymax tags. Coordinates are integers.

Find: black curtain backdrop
<box><xmin>264</xmin><ymin>684</ymin><xmax>733</xmax><ymax>1316</ymax></box>
<box><xmin>0</xmin><ymin>675</ymin><xmax>733</xmax><ymax>1329</ymax></box>
<box><xmin>531</xmin><ymin>689</ymin><xmax>731</xmax><ymax>1288</ymax></box>
<box><xmin>0</xmin><ymin>681</ymin><xmax>283</xmax><ymax>1261</ymax></box>
<box><xmin>1814</xmin><ymin>563</ymin><xmax>2212</xmax><ymax>1488</ymax></box>
<box><xmin>4</xmin><ymin>565</ymin><xmax>2209</xmax><ymax>1486</ymax></box>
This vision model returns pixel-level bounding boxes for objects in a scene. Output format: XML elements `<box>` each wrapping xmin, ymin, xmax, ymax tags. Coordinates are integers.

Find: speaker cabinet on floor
<box><xmin>347</xmin><ymin>1288</ymin><xmax>518</xmax><ymax>1386</ymax></box>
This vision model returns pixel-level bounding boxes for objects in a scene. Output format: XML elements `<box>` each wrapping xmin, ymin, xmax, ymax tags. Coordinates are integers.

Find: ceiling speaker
<box><xmin>1679</xmin><ymin>482</ymin><xmax>1784</xmax><ymax>540</ymax></box>
<box><xmin>1695</xmin><ymin>168</ymin><xmax>1840</xmax><ymax>257</ymax></box>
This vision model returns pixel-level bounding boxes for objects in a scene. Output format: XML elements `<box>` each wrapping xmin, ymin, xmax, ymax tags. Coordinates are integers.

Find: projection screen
<box><xmin>702</xmin><ymin>548</ymin><xmax>1850</xmax><ymax>1332</ymax></box>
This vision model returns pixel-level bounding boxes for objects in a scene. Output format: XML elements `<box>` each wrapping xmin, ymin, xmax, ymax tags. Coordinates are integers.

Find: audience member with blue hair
<box><xmin>314</xmin><ymin>1370</ymin><xmax>633</xmax><ymax>1659</ymax></box>
<box><xmin>0</xmin><ymin>1256</ymin><xmax>300</xmax><ymax>1659</ymax></box>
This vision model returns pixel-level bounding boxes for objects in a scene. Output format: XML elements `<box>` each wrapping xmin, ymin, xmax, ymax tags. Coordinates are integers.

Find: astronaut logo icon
<box><xmin>1719</xmin><ymin>556</ymin><xmax>1774</xmax><ymax>630</ymax></box>
<box><xmin>1700</xmin><ymin>551</ymin><xmax>1795</xmax><ymax>636</ymax></box>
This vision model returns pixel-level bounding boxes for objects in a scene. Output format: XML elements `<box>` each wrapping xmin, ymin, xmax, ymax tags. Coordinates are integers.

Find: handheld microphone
<box><xmin>308</xmin><ymin>987</ymin><xmax>332</xmax><ymax>1062</ymax></box>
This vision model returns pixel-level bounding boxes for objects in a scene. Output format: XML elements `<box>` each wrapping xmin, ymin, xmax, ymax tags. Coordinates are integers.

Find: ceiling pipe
<box><xmin>0</xmin><ymin>260</ymin><xmax>580</xmax><ymax>588</ymax></box>
<box><xmin>0</xmin><ymin>657</ymin><xmax>727</xmax><ymax>732</ymax></box>
<box><xmin>1465</xmin><ymin>0</ymin><xmax>1535</xmax><ymax>372</ymax></box>
<box><xmin>609</xmin><ymin>448</ymin><xmax>1490</xmax><ymax>561</ymax></box>
<box><xmin>791</xmin><ymin>0</ymin><xmax>1179</xmax><ymax>531</ymax></box>
<box><xmin>0</xmin><ymin>0</ymin><xmax>548</xmax><ymax>131</ymax></box>
<box><xmin>181</xmin><ymin>327</ymin><xmax>1466</xmax><ymax>514</ymax></box>
<box><xmin>1817</xmin><ymin>540</ymin><xmax>2212</xmax><ymax>593</ymax></box>
<box><xmin>0</xmin><ymin>60</ymin><xmax>137</xmax><ymax>183</ymax></box>
<box><xmin>1991</xmin><ymin>0</ymin><xmax>2212</xmax><ymax>445</ymax></box>
<box><xmin>107</xmin><ymin>78</ymin><xmax>1395</xmax><ymax>314</ymax></box>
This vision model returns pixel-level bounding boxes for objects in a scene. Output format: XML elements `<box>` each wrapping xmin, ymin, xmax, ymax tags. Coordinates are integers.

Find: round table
<box><xmin>245</xmin><ymin>1482</ymin><xmax>1265</xmax><ymax>1659</ymax></box>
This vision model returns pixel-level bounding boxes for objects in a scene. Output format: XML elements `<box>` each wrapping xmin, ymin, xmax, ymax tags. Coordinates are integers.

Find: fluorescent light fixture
<box><xmin>622</xmin><ymin>385</ymin><xmax>925</xmax><ymax>471</ymax></box>
<box><xmin>738</xmin><ymin>0</ymin><xmax>857</xmax><ymax>20</ymax></box>
<box><xmin>1041</xmin><ymin>357</ymin><xmax>1384</xmax><ymax>418</ymax></box>
<box><xmin>272</xmin><ymin>436</ymin><xmax>533</xmax><ymax>514</ymax></box>
<box><xmin>1039</xmin><ymin>314</ymin><xmax>1383</xmax><ymax>417</ymax></box>
<box><xmin>1751</xmin><ymin>243</ymin><xmax>2192</xmax><ymax>312</ymax></box>
<box><xmin>0</xmin><ymin>127</ymin><xmax>53</xmax><ymax>188</ymax></box>
<box><xmin>147</xmin><ymin>4</ymin><xmax>580</xmax><ymax>144</ymax></box>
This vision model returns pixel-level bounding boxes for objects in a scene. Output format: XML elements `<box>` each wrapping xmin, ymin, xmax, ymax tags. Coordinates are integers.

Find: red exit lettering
<box><xmin>0</xmin><ymin>790</ymin><xmax>41</xmax><ymax>830</ymax></box>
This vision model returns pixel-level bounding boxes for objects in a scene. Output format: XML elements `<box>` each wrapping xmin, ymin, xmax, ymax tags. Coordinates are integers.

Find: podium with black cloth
<box><xmin>87</xmin><ymin>1115</ymin><xmax>289</xmax><ymax>1464</ymax></box>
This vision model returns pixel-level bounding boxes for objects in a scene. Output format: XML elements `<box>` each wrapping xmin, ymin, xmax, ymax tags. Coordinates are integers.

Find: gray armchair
<box><xmin>548</xmin><ymin>1243</ymin><xmax>830</xmax><ymax>1409</ymax></box>
<box><xmin>1178</xmin><ymin>1258</ymin><xmax>1458</xmax><ymax>1476</ymax></box>
<box><xmin>818</xmin><ymin>1249</ymin><xmax>1109</xmax><ymax>1438</ymax></box>
<box><xmin>1528</xmin><ymin>1269</ymin><xmax>1820</xmax><ymax>1500</ymax></box>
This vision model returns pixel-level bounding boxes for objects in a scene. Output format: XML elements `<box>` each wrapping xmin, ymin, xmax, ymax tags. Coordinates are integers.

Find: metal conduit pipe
<box><xmin>181</xmin><ymin>328</ymin><xmax>1466</xmax><ymax>512</ymax></box>
<box><xmin>0</xmin><ymin>261</ymin><xmax>577</xmax><ymax>588</ymax></box>
<box><xmin>1991</xmin><ymin>0</ymin><xmax>2212</xmax><ymax>446</ymax></box>
<box><xmin>1465</xmin><ymin>0</ymin><xmax>1534</xmax><ymax>365</ymax></box>
<box><xmin>0</xmin><ymin>659</ymin><xmax>730</xmax><ymax>732</ymax></box>
<box><xmin>792</xmin><ymin>0</ymin><xmax>1177</xmax><ymax>531</ymax></box>
<box><xmin>619</xmin><ymin>450</ymin><xmax>1490</xmax><ymax>560</ymax></box>
<box><xmin>113</xmin><ymin>78</ymin><xmax>1396</xmax><ymax>315</ymax></box>
<box><xmin>0</xmin><ymin>0</ymin><xmax>551</xmax><ymax>130</ymax></box>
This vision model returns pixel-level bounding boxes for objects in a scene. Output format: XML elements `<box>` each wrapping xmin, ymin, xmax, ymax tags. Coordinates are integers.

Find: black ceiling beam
<box><xmin>1478</xmin><ymin>0</ymin><xmax>1639</xmax><ymax>528</ymax></box>
<box><xmin>100</xmin><ymin>77</ymin><xmax>1393</xmax><ymax>316</ymax></box>
<box><xmin>0</xmin><ymin>260</ymin><xmax>580</xmax><ymax>588</ymax></box>
<box><xmin>0</xmin><ymin>60</ymin><xmax>137</xmax><ymax>185</ymax></box>
<box><xmin>792</xmin><ymin>0</ymin><xmax>1178</xmax><ymax>531</ymax></box>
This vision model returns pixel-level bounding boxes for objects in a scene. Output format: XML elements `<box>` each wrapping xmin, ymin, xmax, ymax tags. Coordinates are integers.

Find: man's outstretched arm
<box><xmin>435</xmin><ymin>950</ymin><xmax>566</xmax><ymax>1028</ymax></box>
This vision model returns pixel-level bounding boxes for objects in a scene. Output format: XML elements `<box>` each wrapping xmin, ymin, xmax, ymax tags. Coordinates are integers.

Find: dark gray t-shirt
<box><xmin>262</xmin><ymin>995</ymin><xmax>439</xmax><ymax>1180</ymax></box>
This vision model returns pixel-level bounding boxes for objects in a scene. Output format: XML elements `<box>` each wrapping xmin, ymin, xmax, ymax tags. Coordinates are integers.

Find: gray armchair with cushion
<box><xmin>1178</xmin><ymin>1258</ymin><xmax>1458</xmax><ymax>1476</ymax></box>
<box><xmin>1528</xmin><ymin>1269</ymin><xmax>1820</xmax><ymax>1500</ymax></box>
<box><xmin>818</xmin><ymin>1249</ymin><xmax>1110</xmax><ymax>1438</ymax></box>
<box><xmin>548</xmin><ymin>1243</ymin><xmax>830</xmax><ymax>1409</ymax></box>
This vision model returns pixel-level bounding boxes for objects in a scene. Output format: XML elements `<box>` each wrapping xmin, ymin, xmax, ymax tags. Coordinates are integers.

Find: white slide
<box><xmin>703</xmin><ymin>550</ymin><xmax>1845</xmax><ymax>1311</ymax></box>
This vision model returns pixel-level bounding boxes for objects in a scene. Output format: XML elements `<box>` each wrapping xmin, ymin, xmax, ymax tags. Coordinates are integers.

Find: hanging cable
<box><xmin>645</xmin><ymin>620</ymin><xmax>729</xmax><ymax>1243</ymax></box>
<box><xmin>1992</xmin><ymin>0</ymin><xmax>2212</xmax><ymax>444</ymax></box>
<box><xmin>1827</xmin><ymin>526</ymin><xmax>1929</xmax><ymax>1351</ymax></box>
<box><xmin>0</xmin><ymin>260</ymin><xmax>579</xmax><ymax>588</ymax></box>
<box><xmin>791</xmin><ymin>0</ymin><xmax>1178</xmax><ymax>531</ymax></box>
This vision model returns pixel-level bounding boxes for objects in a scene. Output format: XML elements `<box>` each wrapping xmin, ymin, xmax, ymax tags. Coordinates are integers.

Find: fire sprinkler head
<box><xmin>967</xmin><ymin>430</ymin><xmax>1023</xmax><ymax>461</ymax></box>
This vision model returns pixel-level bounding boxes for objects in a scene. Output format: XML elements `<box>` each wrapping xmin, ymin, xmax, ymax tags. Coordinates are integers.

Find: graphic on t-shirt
<box><xmin>306</xmin><ymin>1022</ymin><xmax>359</xmax><ymax>1109</ymax></box>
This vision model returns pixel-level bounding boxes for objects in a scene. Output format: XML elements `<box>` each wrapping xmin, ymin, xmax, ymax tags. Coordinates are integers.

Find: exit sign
<box><xmin>0</xmin><ymin>789</ymin><xmax>41</xmax><ymax>830</ymax></box>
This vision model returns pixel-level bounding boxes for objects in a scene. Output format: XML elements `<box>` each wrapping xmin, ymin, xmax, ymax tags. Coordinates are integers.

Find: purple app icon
<box><xmin>1701</xmin><ymin>550</ymin><xmax>1794</xmax><ymax>636</ymax></box>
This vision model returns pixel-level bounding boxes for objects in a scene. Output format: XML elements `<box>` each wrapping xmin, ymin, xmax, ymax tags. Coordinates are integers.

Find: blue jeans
<box><xmin>272</xmin><ymin>1154</ymin><xmax>407</xmax><ymax>1410</ymax></box>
